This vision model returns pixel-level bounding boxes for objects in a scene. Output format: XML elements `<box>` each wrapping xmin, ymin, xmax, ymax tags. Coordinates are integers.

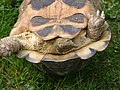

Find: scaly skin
<box><xmin>86</xmin><ymin>10</ymin><xmax>106</xmax><ymax>40</ymax></box>
<box><xmin>0</xmin><ymin>32</ymin><xmax>44</xmax><ymax>57</ymax></box>
<box><xmin>0</xmin><ymin>36</ymin><xmax>22</xmax><ymax>57</ymax></box>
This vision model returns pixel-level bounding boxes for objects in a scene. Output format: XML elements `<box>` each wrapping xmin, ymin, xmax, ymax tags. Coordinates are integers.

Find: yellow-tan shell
<box><xmin>10</xmin><ymin>0</ymin><xmax>102</xmax><ymax>40</ymax></box>
<box><xmin>10</xmin><ymin>0</ymin><xmax>111</xmax><ymax>64</ymax></box>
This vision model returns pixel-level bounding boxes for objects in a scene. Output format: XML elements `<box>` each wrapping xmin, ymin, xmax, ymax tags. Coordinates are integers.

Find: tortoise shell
<box><xmin>10</xmin><ymin>0</ymin><xmax>111</xmax><ymax>75</ymax></box>
<box><xmin>10</xmin><ymin>0</ymin><xmax>102</xmax><ymax>40</ymax></box>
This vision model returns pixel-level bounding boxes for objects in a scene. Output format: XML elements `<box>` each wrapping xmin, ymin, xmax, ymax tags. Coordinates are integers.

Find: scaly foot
<box><xmin>87</xmin><ymin>10</ymin><xmax>105</xmax><ymax>40</ymax></box>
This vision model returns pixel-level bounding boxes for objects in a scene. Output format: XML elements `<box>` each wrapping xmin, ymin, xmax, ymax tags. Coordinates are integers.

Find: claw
<box><xmin>96</xmin><ymin>10</ymin><xmax>100</xmax><ymax>16</ymax></box>
<box><xmin>101</xmin><ymin>11</ymin><xmax>105</xmax><ymax>19</ymax></box>
<box><xmin>89</xmin><ymin>10</ymin><xmax>105</xmax><ymax>19</ymax></box>
<box><xmin>96</xmin><ymin>10</ymin><xmax>105</xmax><ymax>19</ymax></box>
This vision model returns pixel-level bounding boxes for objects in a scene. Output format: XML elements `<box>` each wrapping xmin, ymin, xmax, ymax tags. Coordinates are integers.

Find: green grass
<box><xmin>0</xmin><ymin>0</ymin><xmax>120</xmax><ymax>90</ymax></box>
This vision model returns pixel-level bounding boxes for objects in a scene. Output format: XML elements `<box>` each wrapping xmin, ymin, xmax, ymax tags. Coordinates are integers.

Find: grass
<box><xmin>0</xmin><ymin>0</ymin><xmax>120</xmax><ymax>90</ymax></box>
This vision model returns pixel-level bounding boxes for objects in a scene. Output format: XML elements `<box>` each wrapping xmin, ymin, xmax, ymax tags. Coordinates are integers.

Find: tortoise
<box><xmin>0</xmin><ymin>0</ymin><xmax>111</xmax><ymax>75</ymax></box>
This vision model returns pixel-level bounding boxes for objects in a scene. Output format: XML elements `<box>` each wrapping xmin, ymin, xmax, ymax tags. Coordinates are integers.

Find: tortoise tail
<box><xmin>0</xmin><ymin>36</ymin><xmax>22</xmax><ymax>57</ymax></box>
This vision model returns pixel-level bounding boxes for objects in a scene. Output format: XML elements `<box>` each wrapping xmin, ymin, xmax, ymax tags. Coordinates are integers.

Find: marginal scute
<box><xmin>19</xmin><ymin>0</ymin><xmax>31</xmax><ymax>14</ymax></box>
<box><xmin>76</xmin><ymin>47</ymin><xmax>96</xmax><ymax>59</ymax></box>
<box><xmin>16</xmin><ymin>50</ymin><xmax>30</xmax><ymax>58</ymax></box>
<box><xmin>100</xmin><ymin>28</ymin><xmax>111</xmax><ymax>41</ymax></box>
<box><xmin>63</xmin><ymin>0</ymin><xmax>87</xmax><ymax>9</ymax></box>
<box><xmin>31</xmin><ymin>16</ymin><xmax>50</xmax><ymax>26</ymax></box>
<box><xmin>25</xmin><ymin>51</ymin><xmax>45</xmax><ymax>63</ymax></box>
<box><xmin>88</xmin><ymin>40</ymin><xmax>109</xmax><ymax>52</ymax></box>
<box><xmin>65</xmin><ymin>13</ymin><xmax>86</xmax><ymax>23</ymax></box>
<box><xmin>30</xmin><ymin>0</ymin><xmax>55</xmax><ymax>10</ymax></box>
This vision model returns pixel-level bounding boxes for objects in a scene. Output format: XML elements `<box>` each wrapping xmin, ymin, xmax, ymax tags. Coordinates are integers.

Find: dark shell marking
<box><xmin>25</xmin><ymin>54</ymin><xmax>35</xmax><ymax>62</ymax></box>
<box><xmin>63</xmin><ymin>0</ymin><xmax>87</xmax><ymax>9</ymax></box>
<box><xmin>36</xmin><ymin>26</ymin><xmax>53</xmax><ymax>37</ymax></box>
<box><xmin>30</xmin><ymin>0</ymin><xmax>55</xmax><ymax>10</ymax></box>
<box><xmin>104</xmin><ymin>40</ymin><xmax>110</xmax><ymax>45</ymax></box>
<box><xmin>36</xmin><ymin>25</ymin><xmax>81</xmax><ymax>37</ymax></box>
<box><xmin>31</xmin><ymin>16</ymin><xmax>50</xmax><ymax>26</ymax></box>
<box><xmin>65</xmin><ymin>13</ymin><xmax>85</xmax><ymax>23</ymax></box>
<box><xmin>89</xmin><ymin>48</ymin><xmax>96</xmax><ymax>55</ymax></box>
<box><xmin>61</xmin><ymin>25</ymin><xmax>81</xmax><ymax>35</ymax></box>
